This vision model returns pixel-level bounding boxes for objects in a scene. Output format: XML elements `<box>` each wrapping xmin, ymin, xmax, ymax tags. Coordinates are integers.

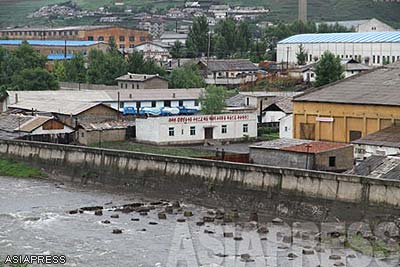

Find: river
<box><xmin>0</xmin><ymin>176</ymin><xmax>397</xmax><ymax>267</ymax></box>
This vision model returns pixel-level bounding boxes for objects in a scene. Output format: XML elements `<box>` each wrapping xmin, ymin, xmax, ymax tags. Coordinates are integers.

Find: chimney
<box><xmin>298</xmin><ymin>0</ymin><xmax>307</xmax><ymax>22</ymax></box>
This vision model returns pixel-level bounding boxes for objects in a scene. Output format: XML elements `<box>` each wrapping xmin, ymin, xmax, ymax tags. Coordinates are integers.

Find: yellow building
<box><xmin>293</xmin><ymin>61</ymin><xmax>400</xmax><ymax>143</ymax></box>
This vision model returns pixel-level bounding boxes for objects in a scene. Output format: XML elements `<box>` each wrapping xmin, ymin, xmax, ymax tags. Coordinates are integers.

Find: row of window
<box><xmin>50</xmin><ymin>50</ymin><xmax>86</xmax><ymax>55</ymax></box>
<box><xmin>168</xmin><ymin>124</ymin><xmax>248</xmax><ymax>137</ymax></box>
<box><xmin>1</xmin><ymin>31</ymin><xmax>78</xmax><ymax>37</ymax></box>
<box><xmin>307</xmin><ymin>53</ymin><xmax>400</xmax><ymax>64</ymax></box>
<box><xmin>87</xmin><ymin>36</ymin><xmax>146</xmax><ymax>42</ymax></box>
<box><xmin>119</xmin><ymin>100</ymin><xmax>199</xmax><ymax>109</ymax></box>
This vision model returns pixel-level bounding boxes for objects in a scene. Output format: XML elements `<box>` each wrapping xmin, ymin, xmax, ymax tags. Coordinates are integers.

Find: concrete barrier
<box><xmin>1</xmin><ymin>139</ymin><xmax>400</xmax><ymax>208</ymax></box>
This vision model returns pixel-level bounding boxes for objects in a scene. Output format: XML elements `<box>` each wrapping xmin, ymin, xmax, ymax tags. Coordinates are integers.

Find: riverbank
<box><xmin>0</xmin><ymin>158</ymin><xmax>46</xmax><ymax>179</ymax></box>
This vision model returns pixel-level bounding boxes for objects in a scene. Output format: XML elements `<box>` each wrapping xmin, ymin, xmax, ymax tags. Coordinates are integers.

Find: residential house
<box><xmin>158</xmin><ymin>32</ymin><xmax>188</xmax><ymax>46</ymax></box>
<box><xmin>133</xmin><ymin>41</ymin><xmax>171</xmax><ymax>63</ymax></box>
<box><xmin>292</xmin><ymin>61</ymin><xmax>400</xmax><ymax>143</ymax></box>
<box><xmin>198</xmin><ymin>59</ymin><xmax>259</xmax><ymax>88</ymax></box>
<box><xmin>0</xmin><ymin>113</ymin><xmax>74</xmax><ymax>143</ymax></box>
<box><xmin>261</xmin><ymin>97</ymin><xmax>293</xmax><ymax>129</ymax></box>
<box><xmin>78</xmin><ymin>120</ymin><xmax>135</xmax><ymax>145</ymax></box>
<box><xmin>249</xmin><ymin>138</ymin><xmax>354</xmax><ymax>172</ymax></box>
<box><xmin>351</xmin><ymin>126</ymin><xmax>400</xmax><ymax>160</ymax></box>
<box><xmin>116</xmin><ymin>73</ymin><xmax>169</xmax><ymax>89</ymax></box>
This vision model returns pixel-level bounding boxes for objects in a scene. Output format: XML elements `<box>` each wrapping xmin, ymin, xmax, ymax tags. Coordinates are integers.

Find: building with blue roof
<box><xmin>0</xmin><ymin>40</ymin><xmax>108</xmax><ymax>59</ymax></box>
<box><xmin>277</xmin><ymin>31</ymin><xmax>400</xmax><ymax>66</ymax></box>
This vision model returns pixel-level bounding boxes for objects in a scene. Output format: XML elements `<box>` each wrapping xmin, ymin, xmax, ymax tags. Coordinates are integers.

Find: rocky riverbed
<box><xmin>0</xmin><ymin>176</ymin><xmax>398</xmax><ymax>267</ymax></box>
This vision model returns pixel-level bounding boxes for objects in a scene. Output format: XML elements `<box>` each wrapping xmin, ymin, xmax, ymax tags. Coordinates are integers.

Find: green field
<box><xmin>0</xmin><ymin>0</ymin><xmax>400</xmax><ymax>28</ymax></box>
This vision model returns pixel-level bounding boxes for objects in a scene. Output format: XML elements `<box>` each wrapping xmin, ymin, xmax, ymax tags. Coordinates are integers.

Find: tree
<box><xmin>186</xmin><ymin>16</ymin><xmax>209</xmax><ymax>57</ymax></box>
<box><xmin>12</xmin><ymin>68</ymin><xmax>59</xmax><ymax>91</ymax></box>
<box><xmin>214</xmin><ymin>18</ymin><xmax>237</xmax><ymax>57</ymax></box>
<box><xmin>170</xmin><ymin>41</ymin><xmax>184</xmax><ymax>59</ymax></box>
<box><xmin>64</xmin><ymin>53</ymin><xmax>86</xmax><ymax>83</ymax></box>
<box><xmin>296</xmin><ymin>44</ymin><xmax>307</xmax><ymax>65</ymax></box>
<box><xmin>126</xmin><ymin>51</ymin><xmax>165</xmax><ymax>76</ymax></box>
<box><xmin>199</xmin><ymin>85</ymin><xmax>227</xmax><ymax>114</ymax></box>
<box><xmin>168</xmin><ymin>64</ymin><xmax>205</xmax><ymax>89</ymax></box>
<box><xmin>53</xmin><ymin>60</ymin><xmax>66</xmax><ymax>82</ymax></box>
<box><xmin>314</xmin><ymin>51</ymin><xmax>344</xmax><ymax>87</ymax></box>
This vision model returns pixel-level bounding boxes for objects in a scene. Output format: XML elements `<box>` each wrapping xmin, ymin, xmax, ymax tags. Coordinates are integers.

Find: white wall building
<box><xmin>317</xmin><ymin>18</ymin><xmax>395</xmax><ymax>33</ymax></box>
<box><xmin>136</xmin><ymin>113</ymin><xmax>257</xmax><ymax>145</ymax></box>
<box><xmin>277</xmin><ymin>32</ymin><xmax>400</xmax><ymax>66</ymax></box>
<box><xmin>279</xmin><ymin>114</ymin><xmax>293</xmax><ymax>139</ymax></box>
<box><xmin>132</xmin><ymin>41</ymin><xmax>171</xmax><ymax>62</ymax></box>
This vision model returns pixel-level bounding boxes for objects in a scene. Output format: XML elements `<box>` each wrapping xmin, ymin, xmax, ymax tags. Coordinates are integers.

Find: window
<box><xmin>164</xmin><ymin>100</ymin><xmax>171</xmax><ymax>107</ymax></box>
<box><xmin>179</xmin><ymin>100</ymin><xmax>184</xmax><ymax>107</ymax></box>
<box><xmin>129</xmin><ymin>36</ymin><xmax>135</xmax><ymax>42</ymax></box>
<box><xmin>246</xmin><ymin>97</ymin><xmax>250</xmax><ymax>106</ymax></box>
<box><xmin>373</xmin><ymin>55</ymin><xmax>376</xmax><ymax>64</ymax></box>
<box><xmin>151</xmin><ymin>101</ymin><xmax>156</xmax><ymax>107</ymax></box>
<box><xmin>285</xmin><ymin>126</ymin><xmax>288</xmax><ymax>132</ymax></box>
<box><xmin>377</xmin><ymin>55</ymin><xmax>380</xmax><ymax>64</ymax></box>
<box><xmin>119</xmin><ymin>36</ymin><xmax>125</xmax><ymax>42</ymax></box>
<box><xmin>119</xmin><ymin>101</ymin><xmax>124</xmax><ymax>109</ymax></box>
<box><xmin>119</xmin><ymin>44</ymin><xmax>125</xmax><ymax>49</ymax></box>
<box><xmin>88</xmin><ymin>36</ymin><xmax>94</xmax><ymax>41</ymax></box>
<box><xmin>349</xmin><ymin>130</ymin><xmax>362</xmax><ymax>142</ymax></box>
<box><xmin>98</xmin><ymin>36</ymin><xmax>104</xmax><ymax>41</ymax></box>
<box><xmin>221</xmin><ymin>125</ymin><xmax>227</xmax><ymax>134</ymax></box>
<box><xmin>243</xmin><ymin>124</ymin><xmax>248</xmax><ymax>133</ymax></box>
<box><xmin>129</xmin><ymin>44</ymin><xmax>135</xmax><ymax>48</ymax></box>
<box><xmin>169</xmin><ymin>127</ymin><xmax>175</xmax><ymax>136</ymax></box>
<box><xmin>329</xmin><ymin>156</ymin><xmax>336</xmax><ymax>167</ymax></box>
<box><xmin>120</xmin><ymin>83</ymin><xmax>123</xmax><ymax>88</ymax></box>
<box><xmin>81</xmin><ymin>132</ymin><xmax>84</xmax><ymax>138</ymax></box>
<box><xmin>194</xmin><ymin>100</ymin><xmax>199</xmax><ymax>106</ymax></box>
<box><xmin>309</xmin><ymin>54</ymin><xmax>312</xmax><ymax>61</ymax></box>
<box><xmin>393</xmin><ymin>56</ymin><xmax>396</xmax><ymax>63</ymax></box>
<box><xmin>140</xmin><ymin>36</ymin><xmax>146</xmax><ymax>42</ymax></box>
<box><xmin>190</xmin><ymin>126</ymin><xmax>196</xmax><ymax>136</ymax></box>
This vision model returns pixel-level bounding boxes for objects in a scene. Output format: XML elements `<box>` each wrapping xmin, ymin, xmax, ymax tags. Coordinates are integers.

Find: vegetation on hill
<box><xmin>0</xmin><ymin>0</ymin><xmax>400</xmax><ymax>28</ymax></box>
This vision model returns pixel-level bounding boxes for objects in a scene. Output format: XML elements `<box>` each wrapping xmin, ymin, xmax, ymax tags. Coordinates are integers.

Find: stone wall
<box><xmin>1</xmin><ymin>139</ymin><xmax>400</xmax><ymax>209</ymax></box>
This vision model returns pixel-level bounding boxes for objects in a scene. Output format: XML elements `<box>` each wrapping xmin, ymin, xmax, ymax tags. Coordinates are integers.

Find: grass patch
<box><xmin>90</xmin><ymin>141</ymin><xmax>215</xmax><ymax>158</ymax></box>
<box><xmin>345</xmin><ymin>234</ymin><xmax>399</xmax><ymax>258</ymax></box>
<box><xmin>0</xmin><ymin>158</ymin><xmax>47</xmax><ymax>178</ymax></box>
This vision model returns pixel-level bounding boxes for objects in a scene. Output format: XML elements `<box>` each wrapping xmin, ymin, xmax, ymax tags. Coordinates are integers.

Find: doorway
<box><xmin>204</xmin><ymin>127</ymin><xmax>214</xmax><ymax>139</ymax></box>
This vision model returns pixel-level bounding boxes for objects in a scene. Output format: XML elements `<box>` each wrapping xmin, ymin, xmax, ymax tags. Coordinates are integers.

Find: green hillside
<box><xmin>0</xmin><ymin>0</ymin><xmax>400</xmax><ymax>28</ymax></box>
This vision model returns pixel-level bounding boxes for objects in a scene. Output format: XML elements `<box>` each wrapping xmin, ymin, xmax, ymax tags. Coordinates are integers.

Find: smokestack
<box><xmin>299</xmin><ymin>0</ymin><xmax>307</xmax><ymax>22</ymax></box>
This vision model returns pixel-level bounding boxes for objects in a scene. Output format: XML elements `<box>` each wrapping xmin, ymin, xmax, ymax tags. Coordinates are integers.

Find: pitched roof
<box><xmin>7</xmin><ymin>88</ymin><xmax>203</xmax><ymax>104</ymax></box>
<box><xmin>263</xmin><ymin>96</ymin><xmax>293</xmax><ymax>114</ymax></box>
<box><xmin>9</xmin><ymin>101</ymin><xmax>112</xmax><ymax>116</ymax></box>
<box><xmin>79</xmin><ymin>120</ymin><xmax>135</xmax><ymax>131</ymax></box>
<box><xmin>351</xmin><ymin>126</ymin><xmax>400</xmax><ymax>148</ymax></box>
<box><xmin>0</xmin><ymin>114</ymin><xmax>35</xmax><ymax>132</ymax></box>
<box><xmin>294</xmin><ymin>61</ymin><xmax>400</xmax><ymax>106</ymax></box>
<box><xmin>115</xmin><ymin>73</ymin><xmax>167</xmax><ymax>82</ymax></box>
<box><xmin>278</xmin><ymin>31</ymin><xmax>400</xmax><ymax>44</ymax></box>
<box><xmin>199</xmin><ymin>59</ymin><xmax>259</xmax><ymax>72</ymax></box>
<box><xmin>18</xmin><ymin>116</ymin><xmax>52</xmax><ymax>132</ymax></box>
<box><xmin>349</xmin><ymin>155</ymin><xmax>400</xmax><ymax>180</ymax></box>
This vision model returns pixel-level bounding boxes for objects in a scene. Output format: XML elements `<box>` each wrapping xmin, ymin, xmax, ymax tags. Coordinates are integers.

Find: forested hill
<box><xmin>0</xmin><ymin>0</ymin><xmax>399</xmax><ymax>28</ymax></box>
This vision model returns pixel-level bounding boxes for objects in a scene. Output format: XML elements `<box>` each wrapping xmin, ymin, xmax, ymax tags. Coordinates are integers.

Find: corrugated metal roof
<box><xmin>0</xmin><ymin>40</ymin><xmax>103</xmax><ymax>47</ymax></box>
<box><xmin>278</xmin><ymin>31</ymin><xmax>400</xmax><ymax>44</ymax></box>
<box><xmin>351</xmin><ymin>126</ymin><xmax>400</xmax><ymax>148</ymax></box>
<box><xmin>294</xmin><ymin>61</ymin><xmax>400</xmax><ymax>106</ymax></box>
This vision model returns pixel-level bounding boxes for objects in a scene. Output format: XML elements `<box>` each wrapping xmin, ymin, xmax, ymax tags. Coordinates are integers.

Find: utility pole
<box><xmin>286</xmin><ymin>47</ymin><xmax>290</xmax><ymax>71</ymax></box>
<box><xmin>206</xmin><ymin>31</ymin><xmax>212</xmax><ymax>82</ymax></box>
<box><xmin>64</xmin><ymin>39</ymin><xmax>67</xmax><ymax>60</ymax></box>
<box><xmin>305</xmin><ymin>144</ymin><xmax>312</xmax><ymax>169</ymax></box>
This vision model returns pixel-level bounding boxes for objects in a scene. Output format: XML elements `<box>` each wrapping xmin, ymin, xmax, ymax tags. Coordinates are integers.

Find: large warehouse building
<box><xmin>277</xmin><ymin>32</ymin><xmax>400</xmax><ymax>66</ymax></box>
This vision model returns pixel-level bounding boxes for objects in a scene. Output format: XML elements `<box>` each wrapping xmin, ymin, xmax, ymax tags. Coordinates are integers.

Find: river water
<box><xmin>0</xmin><ymin>176</ymin><xmax>398</xmax><ymax>267</ymax></box>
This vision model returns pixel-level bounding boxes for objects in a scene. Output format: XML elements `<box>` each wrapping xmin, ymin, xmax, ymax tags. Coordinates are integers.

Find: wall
<box><xmin>293</xmin><ymin>101</ymin><xmax>400</xmax><ymax>143</ymax></box>
<box><xmin>314</xmin><ymin>145</ymin><xmax>354</xmax><ymax>172</ymax></box>
<box><xmin>249</xmin><ymin>148</ymin><xmax>314</xmax><ymax>169</ymax></box>
<box><xmin>277</xmin><ymin>42</ymin><xmax>400</xmax><ymax>66</ymax></box>
<box><xmin>3</xmin><ymin>139</ymin><xmax>400</xmax><ymax>208</ymax></box>
<box><xmin>59</xmin><ymin>82</ymin><xmax>118</xmax><ymax>90</ymax></box>
<box><xmin>358</xmin><ymin>19</ymin><xmax>395</xmax><ymax>32</ymax></box>
<box><xmin>136</xmin><ymin>113</ymin><xmax>258</xmax><ymax>145</ymax></box>
<box><xmin>279</xmin><ymin>114</ymin><xmax>293</xmax><ymax>139</ymax></box>
<box><xmin>117</xmin><ymin>78</ymin><xmax>169</xmax><ymax>90</ymax></box>
<box><xmin>78</xmin><ymin>128</ymin><xmax>126</xmax><ymax>145</ymax></box>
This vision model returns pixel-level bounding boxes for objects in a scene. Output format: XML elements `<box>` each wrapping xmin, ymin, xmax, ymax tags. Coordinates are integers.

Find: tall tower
<box><xmin>299</xmin><ymin>0</ymin><xmax>307</xmax><ymax>22</ymax></box>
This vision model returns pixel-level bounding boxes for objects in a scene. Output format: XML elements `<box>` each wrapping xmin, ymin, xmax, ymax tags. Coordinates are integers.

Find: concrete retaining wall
<box><xmin>1</xmin><ymin>139</ymin><xmax>400</xmax><ymax>208</ymax></box>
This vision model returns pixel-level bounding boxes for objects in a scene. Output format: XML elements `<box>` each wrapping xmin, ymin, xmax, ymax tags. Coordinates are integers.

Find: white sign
<box><xmin>316</xmin><ymin>117</ymin><xmax>334</xmax><ymax>122</ymax></box>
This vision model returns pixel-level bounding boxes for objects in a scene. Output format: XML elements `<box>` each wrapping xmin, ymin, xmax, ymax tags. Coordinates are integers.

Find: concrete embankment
<box><xmin>1</xmin><ymin>139</ymin><xmax>400</xmax><ymax>216</ymax></box>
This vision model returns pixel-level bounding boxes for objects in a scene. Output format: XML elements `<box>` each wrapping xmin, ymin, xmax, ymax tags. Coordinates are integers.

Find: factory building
<box><xmin>277</xmin><ymin>32</ymin><xmax>400</xmax><ymax>66</ymax></box>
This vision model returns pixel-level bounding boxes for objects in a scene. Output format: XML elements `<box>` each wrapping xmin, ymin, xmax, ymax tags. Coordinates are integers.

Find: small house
<box><xmin>116</xmin><ymin>73</ymin><xmax>169</xmax><ymax>89</ymax></box>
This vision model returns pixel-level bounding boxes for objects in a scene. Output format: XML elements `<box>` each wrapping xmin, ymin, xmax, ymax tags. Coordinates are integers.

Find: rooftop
<box><xmin>199</xmin><ymin>59</ymin><xmax>259</xmax><ymax>72</ymax></box>
<box><xmin>0</xmin><ymin>25</ymin><xmax>128</xmax><ymax>32</ymax></box>
<box><xmin>278</xmin><ymin>31</ymin><xmax>400</xmax><ymax>44</ymax></box>
<box><xmin>349</xmin><ymin>155</ymin><xmax>400</xmax><ymax>180</ymax></box>
<box><xmin>294</xmin><ymin>61</ymin><xmax>400</xmax><ymax>106</ymax></box>
<box><xmin>115</xmin><ymin>73</ymin><xmax>167</xmax><ymax>82</ymax></box>
<box><xmin>351</xmin><ymin>126</ymin><xmax>400</xmax><ymax>148</ymax></box>
<box><xmin>80</xmin><ymin>120</ymin><xmax>135</xmax><ymax>131</ymax></box>
<box><xmin>7</xmin><ymin>88</ymin><xmax>204</xmax><ymax>104</ymax></box>
<box><xmin>263</xmin><ymin>96</ymin><xmax>294</xmax><ymax>114</ymax></box>
<box><xmin>0</xmin><ymin>40</ymin><xmax>103</xmax><ymax>47</ymax></box>
<box><xmin>250</xmin><ymin>138</ymin><xmax>349</xmax><ymax>153</ymax></box>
